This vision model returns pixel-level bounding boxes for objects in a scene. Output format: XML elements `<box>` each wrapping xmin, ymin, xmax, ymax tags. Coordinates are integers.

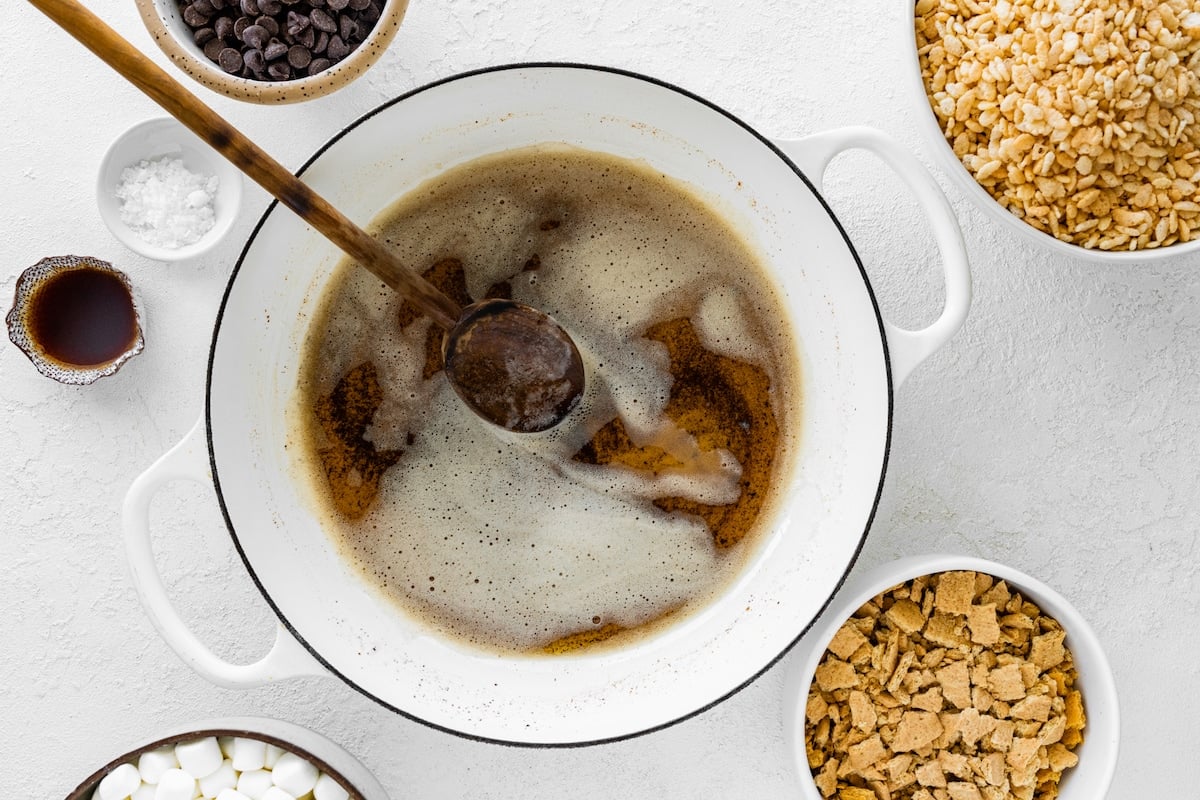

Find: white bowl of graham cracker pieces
<box><xmin>907</xmin><ymin>0</ymin><xmax>1200</xmax><ymax>260</ymax></box>
<box><xmin>784</xmin><ymin>555</ymin><xmax>1118</xmax><ymax>800</ymax></box>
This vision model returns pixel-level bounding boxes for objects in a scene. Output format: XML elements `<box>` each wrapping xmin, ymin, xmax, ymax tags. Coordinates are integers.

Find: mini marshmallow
<box><xmin>270</xmin><ymin>753</ymin><xmax>318</xmax><ymax>797</ymax></box>
<box><xmin>263</xmin><ymin>745</ymin><xmax>285</xmax><ymax>770</ymax></box>
<box><xmin>235</xmin><ymin>769</ymin><xmax>273</xmax><ymax>800</ymax></box>
<box><xmin>98</xmin><ymin>762</ymin><xmax>141</xmax><ymax>800</ymax></box>
<box><xmin>260</xmin><ymin>788</ymin><xmax>295</xmax><ymax>800</ymax></box>
<box><xmin>154</xmin><ymin>769</ymin><xmax>196</xmax><ymax>800</ymax></box>
<box><xmin>312</xmin><ymin>773</ymin><xmax>348</xmax><ymax>800</ymax></box>
<box><xmin>215</xmin><ymin>791</ymin><xmax>252</xmax><ymax>800</ymax></box>
<box><xmin>132</xmin><ymin>783</ymin><xmax>157</xmax><ymax>800</ymax></box>
<box><xmin>217</xmin><ymin>737</ymin><xmax>235</xmax><ymax>758</ymax></box>
<box><xmin>229</xmin><ymin>738</ymin><xmax>267</xmax><ymax>773</ymax></box>
<box><xmin>138</xmin><ymin>747</ymin><xmax>180</xmax><ymax>785</ymax></box>
<box><xmin>198</xmin><ymin>759</ymin><xmax>237</xmax><ymax>798</ymax></box>
<box><xmin>176</xmin><ymin>737</ymin><xmax>224</xmax><ymax>779</ymax></box>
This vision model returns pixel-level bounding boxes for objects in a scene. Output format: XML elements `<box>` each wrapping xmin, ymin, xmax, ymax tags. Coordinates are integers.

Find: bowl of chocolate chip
<box><xmin>134</xmin><ymin>0</ymin><xmax>408</xmax><ymax>103</ymax></box>
<box><xmin>123</xmin><ymin>64</ymin><xmax>971</xmax><ymax>746</ymax></box>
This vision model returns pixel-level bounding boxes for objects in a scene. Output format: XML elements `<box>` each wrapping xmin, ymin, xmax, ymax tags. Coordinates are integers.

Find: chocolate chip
<box><xmin>264</xmin><ymin>38</ymin><xmax>289</xmax><ymax>60</ymax></box>
<box><xmin>182</xmin><ymin>4</ymin><xmax>210</xmax><ymax>26</ymax></box>
<box><xmin>310</xmin><ymin>7</ymin><xmax>337</xmax><ymax>32</ymax></box>
<box><xmin>176</xmin><ymin>0</ymin><xmax>383</xmax><ymax>82</ymax></box>
<box><xmin>217</xmin><ymin>47</ymin><xmax>244</xmax><ymax>73</ymax></box>
<box><xmin>203</xmin><ymin>36</ymin><xmax>226</xmax><ymax>60</ymax></box>
<box><xmin>286</xmin><ymin>9</ymin><xmax>309</xmax><ymax>34</ymax></box>
<box><xmin>213</xmin><ymin>14</ymin><xmax>234</xmax><ymax>39</ymax></box>
<box><xmin>326</xmin><ymin>33</ymin><xmax>349</xmax><ymax>61</ymax></box>
<box><xmin>255</xmin><ymin>15</ymin><xmax>280</xmax><ymax>36</ymax></box>
<box><xmin>287</xmin><ymin>44</ymin><xmax>312</xmax><ymax>69</ymax></box>
<box><xmin>242</xmin><ymin>23</ymin><xmax>269</xmax><ymax>48</ymax></box>
<box><xmin>244</xmin><ymin>47</ymin><xmax>266</xmax><ymax>73</ymax></box>
<box><xmin>295</xmin><ymin>24</ymin><xmax>316</xmax><ymax>49</ymax></box>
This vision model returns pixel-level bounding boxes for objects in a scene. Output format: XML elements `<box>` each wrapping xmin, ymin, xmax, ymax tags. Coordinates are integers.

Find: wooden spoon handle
<box><xmin>28</xmin><ymin>0</ymin><xmax>461</xmax><ymax>330</ymax></box>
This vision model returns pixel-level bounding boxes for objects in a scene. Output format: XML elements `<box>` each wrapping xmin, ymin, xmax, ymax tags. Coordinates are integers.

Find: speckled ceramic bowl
<box><xmin>783</xmin><ymin>554</ymin><xmax>1119</xmax><ymax>800</ymax></box>
<box><xmin>7</xmin><ymin>255</ymin><xmax>145</xmax><ymax>385</ymax></box>
<box><xmin>135</xmin><ymin>0</ymin><xmax>408</xmax><ymax>104</ymax></box>
<box><xmin>63</xmin><ymin>717</ymin><xmax>388</xmax><ymax>800</ymax></box>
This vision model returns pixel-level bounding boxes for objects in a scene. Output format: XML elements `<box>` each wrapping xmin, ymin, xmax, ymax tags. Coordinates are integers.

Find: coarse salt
<box><xmin>115</xmin><ymin>155</ymin><xmax>218</xmax><ymax>249</ymax></box>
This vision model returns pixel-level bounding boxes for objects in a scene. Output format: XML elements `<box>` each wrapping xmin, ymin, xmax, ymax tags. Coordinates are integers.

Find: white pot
<box><xmin>124</xmin><ymin>64</ymin><xmax>971</xmax><ymax>746</ymax></box>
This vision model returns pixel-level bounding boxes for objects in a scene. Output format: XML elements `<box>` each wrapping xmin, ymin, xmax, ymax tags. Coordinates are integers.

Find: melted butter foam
<box><xmin>293</xmin><ymin>144</ymin><xmax>801</xmax><ymax>654</ymax></box>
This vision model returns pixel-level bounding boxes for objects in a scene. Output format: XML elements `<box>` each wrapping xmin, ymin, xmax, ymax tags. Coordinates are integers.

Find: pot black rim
<box><xmin>205</xmin><ymin>60</ymin><xmax>892</xmax><ymax>749</ymax></box>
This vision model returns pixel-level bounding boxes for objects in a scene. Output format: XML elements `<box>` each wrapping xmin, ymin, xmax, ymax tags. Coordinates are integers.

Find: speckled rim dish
<box><xmin>123</xmin><ymin>63</ymin><xmax>971</xmax><ymax>746</ymax></box>
<box><xmin>135</xmin><ymin>0</ymin><xmax>408</xmax><ymax>104</ymax></box>
<box><xmin>6</xmin><ymin>255</ymin><xmax>145</xmax><ymax>385</ymax></box>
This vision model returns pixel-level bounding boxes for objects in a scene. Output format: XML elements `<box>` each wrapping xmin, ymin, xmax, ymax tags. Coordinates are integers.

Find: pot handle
<box><xmin>773</xmin><ymin>126</ymin><xmax>971</xmax><ymax>387</ymax></box>
<box><xmin>122</xmin><ymin>416</ymin><xmax>329</xmax><ymax>688</ymax></box>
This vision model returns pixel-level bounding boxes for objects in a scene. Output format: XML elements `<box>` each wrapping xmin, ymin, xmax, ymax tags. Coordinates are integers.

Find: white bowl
<box><xmin>784</xmin><ymin>554</ymin><xmax>1119</xmax><ymax>800</ymax></box>
<box><xmin>97</xmin><ymin>117</ymin><xmax>242</xmax><ymax>262</ymax></box>
<box><xmin>901</xmin><ymin>0</ymin><xmax>1200</xmax><ymax>263</ymax></box>
<box><xmin>64</xmin><ymin>716</ymin><xmax>388</xmax><ymax>800</ymax></box>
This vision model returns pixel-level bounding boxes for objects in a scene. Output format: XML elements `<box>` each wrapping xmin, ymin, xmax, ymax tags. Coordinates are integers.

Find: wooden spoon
<box><xmin>28</xmin><ymin>0</ymin><xmax>584</xmax><ymax>433</ymax></box>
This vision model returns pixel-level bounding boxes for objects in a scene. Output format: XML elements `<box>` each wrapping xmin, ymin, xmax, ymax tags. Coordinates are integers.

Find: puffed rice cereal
<box><xmin>916</xmin><ymin>0</ymin><xmax>1200</xmax><ymax>251</ymax></box>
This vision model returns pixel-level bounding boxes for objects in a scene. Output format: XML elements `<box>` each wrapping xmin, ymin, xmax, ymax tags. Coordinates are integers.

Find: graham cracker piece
<box><xmin>893</xmin><ymin>711</ymin><xmax>944</xmax><ymax>753</ymax></box>
<box><xmin>887</xmin><ymin>598</ymin><xmax>928</xmax><ymax>634</ymax></box>
<box><xmin>987</xmin><ymin>663</ymin><xmax>1026</xmax><ymax>701</ymax></box>
<box><xmin>816</xmin><ymin>658</ymin><xmax>859</xmax><ymax>692</ymax></box>
<box><xmin>966</xmin><ymin>603</ymin><xmax>1001</xmax><ymax>646</ymax></box>
<box><xmin>1030</xmin><ymin>629</ymin><xmax>1066</xmax><ymax>671</ymax></box>
<box><xmin>829</xmin><ymin>621</ymin><xmax>871</xmax><ymax>661</ymax></box>
<box><xmin>934</xmin><ymin>571</ymin><xmax>977</xmax><ymax>616</ymax></box>
<box><xmin>936</xmin><ymin>660</ymin><xmax>972</xmax><ymax>710</ymax></box>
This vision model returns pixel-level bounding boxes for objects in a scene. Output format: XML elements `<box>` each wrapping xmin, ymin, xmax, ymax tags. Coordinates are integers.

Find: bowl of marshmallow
<box><xmin>66</xmin><ymin>717</ymin><xmax>388</xmax><ymax>800</ymax></box>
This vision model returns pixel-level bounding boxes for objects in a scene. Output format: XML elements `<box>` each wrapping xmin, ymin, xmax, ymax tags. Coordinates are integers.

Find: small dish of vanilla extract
<box><xmin>7</xmin><ymin>255</ymin><xmax>144</xmax><ymax>385</ymax></box>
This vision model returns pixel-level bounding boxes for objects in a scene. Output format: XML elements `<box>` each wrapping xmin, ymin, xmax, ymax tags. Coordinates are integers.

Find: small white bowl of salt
<box><xmin>98</xmin><ymin>117</ymin><xmax>242</xmax><ymax>262</ymax></box>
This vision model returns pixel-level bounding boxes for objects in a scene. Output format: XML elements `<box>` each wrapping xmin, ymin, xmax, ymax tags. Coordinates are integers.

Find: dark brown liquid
<box><xmin>295</xmin><ymin>144</ymin><xmax>802</xmax><ymax>655</ymax></box>
<box><xmin>27</xmin><ymin>267</ymin><xmax>138</xmax><ymax>367</ymax></box>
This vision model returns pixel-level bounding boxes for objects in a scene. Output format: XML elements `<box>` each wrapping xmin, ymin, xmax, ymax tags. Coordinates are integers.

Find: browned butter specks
<box><xmin>293</xmin><ymin>144</ymin><xmax>802</xmax><ymax>655</ymax></box>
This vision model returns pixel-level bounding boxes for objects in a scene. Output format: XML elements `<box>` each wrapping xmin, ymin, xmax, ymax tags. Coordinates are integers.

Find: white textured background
<box><xmin>2</xmin><ymin>0</ymin><xmax>1197</xmax><ymax>797</ymax></box>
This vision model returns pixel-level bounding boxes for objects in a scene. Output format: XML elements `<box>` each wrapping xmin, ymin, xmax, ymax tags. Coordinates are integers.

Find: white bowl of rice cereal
<box><xmin>906</xmin><ymin>0</ymin><xmax>1200</xmax><ymax>261</ymax></box>
<box><xmin>783</xmin><ymin>554</ymin><xmax>1119</xmax><ymax>800</ymax></box>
